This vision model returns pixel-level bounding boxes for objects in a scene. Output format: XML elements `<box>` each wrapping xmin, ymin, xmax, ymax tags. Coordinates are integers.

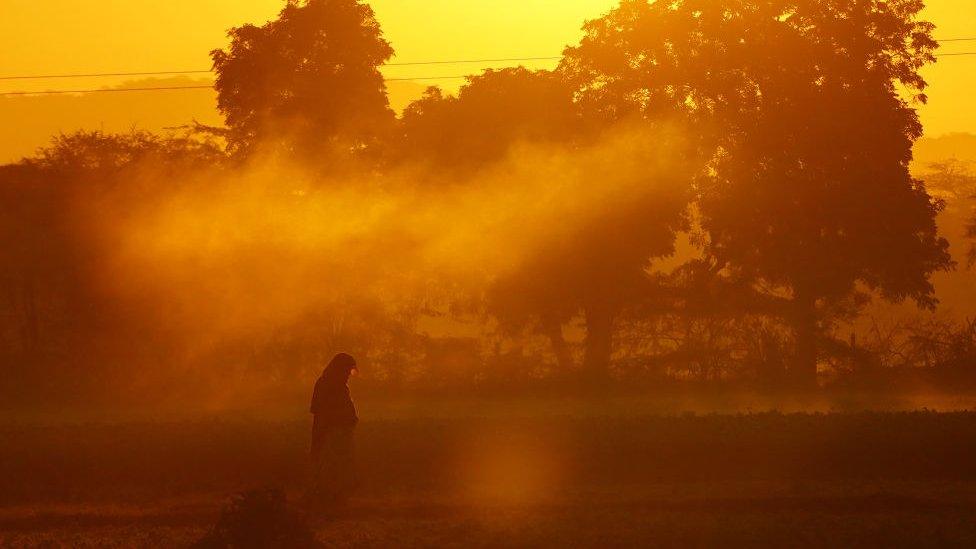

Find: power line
<box><xmin>0</xmin><ymin>76</ymin><xmax>479</xmax><ymax>96</ymax></box>
<box><xmin>2</xmin><ymin>50</ymin><xmax>973</xmax><ymax>96</ymax></box>
<box><xmin>386</xmin><ymin>75</ymin><xmax>468</xmax><ymax>81</ymax></box>
<box><xmin>0</xmin><ymin>85</ymin><xmax>214</xmax><ymax>96</ymax></box>
<box><xmin>0</xmin><ymin>56</ymin><xmax>562</xmax><ymax>81</ymax></box>
<box><xmin>0</xmin><ymin>70</ymin><xmax>211</xmax><ymax>81</ymax></box>
<box><xmin>386</xmin><ymin>56</ymin><xmax>560</xmax><ymax>66</ymax></box>
<box><xmin>3</xmin><ymin>41</ymin><xmax>973</xmax><ymax>82</ymax></box>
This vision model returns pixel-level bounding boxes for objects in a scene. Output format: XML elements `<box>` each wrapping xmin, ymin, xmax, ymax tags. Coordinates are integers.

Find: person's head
<box><xmin>323</xmin><ymin>352</ymin><xmax>357</xmax><ymax>382</ymax></box>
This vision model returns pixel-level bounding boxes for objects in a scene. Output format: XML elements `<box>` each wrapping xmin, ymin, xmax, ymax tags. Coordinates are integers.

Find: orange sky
<box><xmin>1</xmin><ymin>1</ymin><xmax>974</xmax><ymax>163</ymax></box>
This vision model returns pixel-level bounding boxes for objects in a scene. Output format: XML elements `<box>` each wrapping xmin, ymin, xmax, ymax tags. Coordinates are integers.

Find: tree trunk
<box><xmin>20</xmin><ymin>276</ymin><xmax>39</xmax><ymax>354</ymax></box>
<box><xmin>540</xmin><ymin>315</ymin><xmax>573</xmax><ymax>371</ymax></box>
<box><xmin>790</xmin><ymin>289</ymin><xmax>818</xmax><ymax>388</ymax></box>
<box><xmin>583</xmin><ymin>304</ymin><xmax>614</xmax><ymax>381</ymax></box>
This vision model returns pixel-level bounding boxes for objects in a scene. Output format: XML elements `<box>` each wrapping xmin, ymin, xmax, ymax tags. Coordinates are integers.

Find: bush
<box><xmin>194</xmin><ymin>489</ymin><xmax>322</xmax><ymax>549</ymax></box>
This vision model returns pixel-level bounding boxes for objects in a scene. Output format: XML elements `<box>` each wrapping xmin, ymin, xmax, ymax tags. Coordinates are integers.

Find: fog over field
<box><xmin>3</xmin><ymin>0</ymin><xmax>976</xmax><ymax>547</ymax></box>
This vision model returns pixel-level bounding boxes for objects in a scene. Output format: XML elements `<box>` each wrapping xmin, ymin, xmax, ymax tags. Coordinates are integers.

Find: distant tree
<box><xmin>402</xmin><ymin>68</ymin><xmax>580</xmax><ymax>370</ymax></box>
<box><xmin>923</xmin><ymin>160</ymin><xmax>976</xmax><ymax>267</ymax></box>
<box><xmin>27</xmin><ymin>129</ymin><xmax>225</xmax><ymax>175</ymax></box>
<box><xmin>401</xmin><ymin>68</ymin><xmax>694</xmax><ymax>378</ymax></box>
<box><xmin>564</xmin><ymin>0</ymin><xmax>953</xmax><ymax>386</ymax></box>
<box><xmin>194</xmin><ymin>489</ymin><xmax>322</xmax><ymax>549</ymax></box>
<box><xmin>211</xmin><ymin>0</ymin><xmax>395</xmax><ymax>161</ymax></box>
<box><xmin>0</xmin><ymin>130</ymin><xmax>225</xmax><ymax>402</ymax></box>
<box><xmin>486</xmin><ymin>175</ymin><xmax>690</xmax><ymax>378</ymax></box>
<box><xmin>399</xmin><ymin>68</ymin><xmax>577</xmax><ymax>171</ymax></box>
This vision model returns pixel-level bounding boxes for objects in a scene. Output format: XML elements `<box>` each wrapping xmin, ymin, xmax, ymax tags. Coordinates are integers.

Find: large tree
<box><xmin>399</xmin><ymin>68</ymin><xmax>578</xmax><ymax>171</ymax></box>
<box><xmin>211</xmin><ymin>0</ymin><xmax>394</xmax><ymax>160</ymax></box>
<box><xmin>563</xmin><ymin>0</ymin><xmax>953</xmax><ymax>385</ymax></box>
<box><xmin>401</xmin><ymin>68</ymin><xmax>694</xmax><ymax>378</ymax></box>
<box><xmin>925</xmin><ymin>161</ymin><xmax>976</xmax><ymax>266</ymax></box>
<box><xmin>0</xmin><ymin>130</ymin><xmax>225</xmax><ymax>402</ymax></box>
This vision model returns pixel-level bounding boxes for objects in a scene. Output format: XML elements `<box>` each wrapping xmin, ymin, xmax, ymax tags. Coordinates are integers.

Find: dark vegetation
<box><xmin>2</xmin><ymin>0</ymin><xmax>974</xmax><ymax>409</ymax></box>
<box><xmin>193</xmin><ymin>490</ymin><xmax>322</xmax><ymax>549</ymax></box>
<box><xmin>4</xmin><ymin>1</ymin><xmax>976</xmax><ymax>546</ymax></box>
<box><xmin>7</xmin><ymin>412</ymin><xmax>976</xmax><ymax>506</ymax></box>
<box><xmin>4</xmin><ymin>412</ymin><xmax>976</xmax><ymax>546</ymax></box>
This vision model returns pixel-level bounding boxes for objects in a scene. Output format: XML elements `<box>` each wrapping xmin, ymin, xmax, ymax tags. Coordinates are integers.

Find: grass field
<box><xmin>4</xmin><ymin>405</ymin><xmax>976</xmax><ymax>547</ymax></box>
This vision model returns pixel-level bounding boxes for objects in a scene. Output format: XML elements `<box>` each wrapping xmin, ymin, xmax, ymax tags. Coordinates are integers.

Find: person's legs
<box><xmin>335</xmin><ymin>428</ymin><xmax>357</xmax><ymax>499</ymax></box>
<box><xmin>306</xmin><ymin>424</ymin><xmax>357</xmax><ymax>510</ymax></box>
<box><xmin>306</xmin><ymin>417</ymin><xmax>328</xmax><ymax>506</ymax></box>
<box><xmin>317</xmin><ymin>428</ymin><xmax>356</xmax><ymax>507</ymax></box>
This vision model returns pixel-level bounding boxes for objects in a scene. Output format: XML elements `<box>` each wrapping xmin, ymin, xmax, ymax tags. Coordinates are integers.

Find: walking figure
<box><xmin>309</xmin><ymin>353</ymin><xmax>358</xmax><ymax>507</ymax></box>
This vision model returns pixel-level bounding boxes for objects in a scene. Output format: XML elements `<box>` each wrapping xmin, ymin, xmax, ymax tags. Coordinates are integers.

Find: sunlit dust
<box><xmin>90</xmin><ymin>126</ymin><xmax>691</xmax><ymax>358</ymax></box>
<box><xmin>454</xmin><ymin>427</ymin><xmax>568</xmax><ymax>508</ymax></box>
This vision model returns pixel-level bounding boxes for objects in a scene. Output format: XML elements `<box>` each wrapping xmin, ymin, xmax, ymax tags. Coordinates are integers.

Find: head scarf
<box><xmin>322</xmin><ymin>353</ymin><xmax>357</xmax><ymax>382</ymax></box>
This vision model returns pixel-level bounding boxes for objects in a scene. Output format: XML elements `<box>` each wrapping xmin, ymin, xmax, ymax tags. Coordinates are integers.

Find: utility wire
<box><xmin>2</xmin><ymin>51</ymin><xmax>974</xmax><ymax>95</ymax></box>
<box><xmin>0</xmin><ymin>56</ymin><xmax>561</xmax><ymax>81</ymax></box>
<box><xmin>0</xmin><ymin>70</ymin><xmax>212</xmax><ymax>81</ymax></box>
<box><xmin>0</xmin><ymin>76</ymin><xmax>476</xmax><ymax>96</ymax></box>
<box><xmin>3</xmin><ymin>41</ymin><xmax>974</xmax><ymax>82</ymax></box>
<box><xmin>386</xmin><ymin>55</ymin><xmax>560</xmax><ymax>66</ymax></box>
<box><xmin>385</xmin><ymin>75</ymin><xmax>469</xmax><ymax>81</ymax></box>
<box><xmin>0</xmin><ymin>85</ymin><xmax>215</xmax><ymax>96</ymax></box>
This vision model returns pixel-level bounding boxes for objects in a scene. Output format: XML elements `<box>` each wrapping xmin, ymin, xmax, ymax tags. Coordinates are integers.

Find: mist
<box><xmin>2</xmin><ymin>0</ymin><xmax>973</xmax><ymax>415</ymax></box>
<box><xmin>13</xmin><ymin>123</ymin><xmax>688</xmax><ymax>407</ymax></box>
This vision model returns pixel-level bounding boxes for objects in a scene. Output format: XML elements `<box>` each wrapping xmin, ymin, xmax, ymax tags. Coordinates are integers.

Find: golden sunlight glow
<box><xmin>1</xmin><ymin>1</ymin><xmax>973</xmax><ymax>162</ymax></box>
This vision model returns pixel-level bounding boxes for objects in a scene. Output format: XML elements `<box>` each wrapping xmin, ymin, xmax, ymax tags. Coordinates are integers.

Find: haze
<box><xmin>1</xmin><ymin>0</ymin><xmax>975</xmax><ymax>163</ymax></box>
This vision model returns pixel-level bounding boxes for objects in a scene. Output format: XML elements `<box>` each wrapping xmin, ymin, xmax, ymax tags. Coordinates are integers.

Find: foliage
<box><xmin>10</xmin><ymin>413</ymin><xmax>976</xmax><ymax>546</ymax></box>
<box><xmin>26</xmin><ymin>129</ymin><xmax>225</xmax><ymax>174</ymax></box>
<box><xmin>1</xmin><ymin>1</ymin><xmax>972</xmax><ymax>399</ymax></box>
<box><xmin>194</xmin><ymin>489</ymin><xmax>322</xmax><ymax>549</ymax></box>
<box><xmin>399</xmin><ymin>68</ymin><xmax>577</xmax><ymax>171</ymax></box>
<box><xmin>211</xmin><ymin>0</ymin><xmax>394</xmax><ymax>161</ymax></box>
<box><xmin>0</xmin><ymin>130</ymin><xmax>227</xmax><ymax>402</ymax></box>
<box><xmin>840</xmin><ymin>314</ymin><xmax>976</xmax><ymax>388</ymax></box>
<box><xmin>563</xmin><ymin>0</ymin><xmax>952</xmax><ymax>384</ymax></box>
<box><xmin>400</xmin><ymin>68</ymin><xmax>698</xmax><ymax>376</ymax></box>
<box><xmin>922</xmin><ymin>160</ymin><xmax>976</xmax><ymax>266</ymax></box>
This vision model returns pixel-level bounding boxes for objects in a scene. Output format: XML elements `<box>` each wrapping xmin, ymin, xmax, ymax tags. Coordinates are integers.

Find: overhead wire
<box><xmin>0</xmin><ymin>76</ymin><xmax>480</xmax><ymax>96</ymax></box>
<box><xmin>0</xmin><ymin>56</ymin><xmax>562</xmax><ymax>81</ymax></box>
<box><xmin>2</xmin><ymin>41</ymin><xmax>974</xmax><ymax>82</ymax></box>
<box><xmin>1</xmin><ymin>47</ymin><xmax>974</xmax><ymax>96</ymax></box>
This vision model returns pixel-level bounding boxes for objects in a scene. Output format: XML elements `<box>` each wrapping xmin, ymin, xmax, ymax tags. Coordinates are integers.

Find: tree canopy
<box><xmin>1</xmin><ymin>0</ymin><xmax>967</xmax><ymax>401</ymax></box>
<box><xmin>399</xmin><ymin>67</ymin><xmax>697</xmax><ymax>377</ymax></box>
<box><xmin>563</xmin><ymin>0</ymin><xmax>953</xmax><ymax>384</ymax></box>
<box><xmin>211</xmin><ymin>0</ymin><xmax>395</xmax><ymax>161</ymax></box>
<box><xmin>399</xmin><ymin>68</ymin><xmax>578</xmax><ymax>171</ymax></box>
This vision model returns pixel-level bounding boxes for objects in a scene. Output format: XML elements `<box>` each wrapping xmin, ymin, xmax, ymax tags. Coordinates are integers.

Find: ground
<box><xmin>3</xmin><ymin>403</ymin><xmax>976</xmax><ymax>547</ymax></box>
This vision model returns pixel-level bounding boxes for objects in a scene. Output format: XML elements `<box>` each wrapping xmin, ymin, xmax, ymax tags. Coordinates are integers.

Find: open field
<box><xmin>4</xmin><ymin>408</ymin><xmax>976</xmax><ymax>547</ymax></box>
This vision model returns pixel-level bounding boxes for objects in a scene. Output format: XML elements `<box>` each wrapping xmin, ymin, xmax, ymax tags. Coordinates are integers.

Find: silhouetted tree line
<box><xmin>2</xmin><ymin>0</ymin><xmax>974</xmax><ymax>405</ymax></box>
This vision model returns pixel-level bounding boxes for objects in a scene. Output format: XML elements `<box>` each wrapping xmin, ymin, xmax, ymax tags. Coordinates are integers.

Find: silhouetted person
<box><xmin>309</xmin><ymin>353</ymin><xmax>358</xmax><ymax>507</ymax></box>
